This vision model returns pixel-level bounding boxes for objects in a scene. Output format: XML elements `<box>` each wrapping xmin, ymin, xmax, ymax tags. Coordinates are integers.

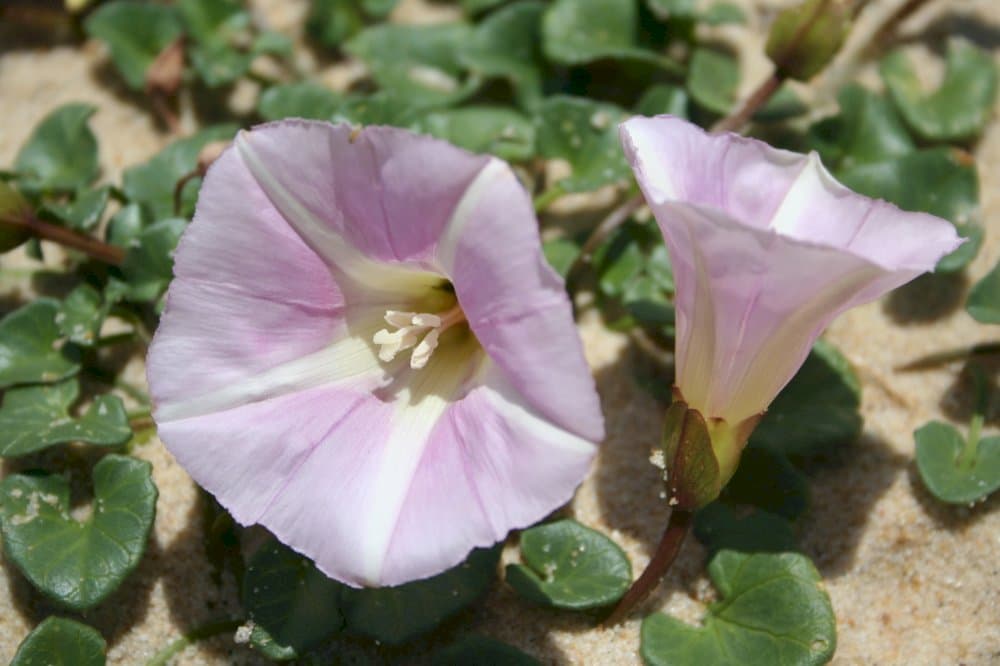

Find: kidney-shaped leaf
<box><xmin>0</xmin><ymin>379</ymin><xmax>131</xmax><ymax>457</ymax></box>
<box><xmin>10</xmin><ymin>617</ymin><xmax>106</xmax><ymax>666</ymax></box>
<box><xmin>258</xmin><ymin>82</ymin><xmax>343</xmax><ymax>121</ymax></box>
<box><xmin>505</xmin><ymin>519</ymin><xmax>631</xmax><ymax>610</ymax></box>
<box><xmin>15</xmin><ymin>104</ymin><xmax>99</xmax><ymax>193</ymax></box>
<box><xmin>641</xmin><ymin>551</ymin><xmax>836</xmax><ymax>666</ymax></box>
<box><xmin>881</xmin><ymin>39</ymin><xmax>998</xmax><ymax>142</ymax></box>
<box><xmin>914</xmin><ymin>421</ymin><xmax>1000</xmax><ymax>505</ymax></box>
<box><xmin>966</xmin><ymin>258</ymin><xmax>1000</xmax><ymax>324</ymax></box>
<box><xmin>414</xmin><ymin>106</ymin><xmax>536</xmax><ymax>162</ymax></box>
<box><xmin>542</xmin><ymin>0</ymin><xmax>668</xmax><ymax>68</ymax></box>
<box><xmin>0</xmin><ymin>455</ymin><xmax>157</xmax><ymax>611</ymax></box>
<box><xmin>85</xmin><ymin>1</ymin><xmax>184</xmax><ymax>90</ymax></box>
<box><xmin>0</xmin><ymin>299</ymin><xmax>81</xmax><ymax>389</ymax></box>
<box><xmin>341</xmin><ymin>546</ymin><xmax>500</xmax><ymax>645</ymax></box>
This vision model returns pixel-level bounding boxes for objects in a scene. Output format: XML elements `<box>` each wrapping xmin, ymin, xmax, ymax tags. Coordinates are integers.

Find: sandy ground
<box><xmin>0</xmin><ymin>0</ymin><xmax>998</xmax><ymax>664</ymax></box>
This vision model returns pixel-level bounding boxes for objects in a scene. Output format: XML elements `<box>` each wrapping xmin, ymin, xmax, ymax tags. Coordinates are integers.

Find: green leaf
<box><xmin>0</xmin><ymin>454</ymin><xmax>158</xmax><ymax>611</ymax></box>
<box><xmin>331</xmin><ymin>93</ymin><xmax>422</xmax><ymax>126</ymax></box>
<box><xmin>722</xmin><ymin>446</ymin><xmax>809</xmax><ymax>521</ymax></box>
<box><xmin>190</xmin><ymin>42</ymin><xmax>253</xmax><ymax>87</ymax></box>
<box><xmin>702</xmin><ymin>2</ymin><xmax>745</xmax><ymax>25</ymax></box>
<box><xmin>534</xmin><ymin>96</ymin><xmax>630</xmax><ymax>193</ymax></box>
<box><xmin>57</xmin><ymin>284</ymin><xmax>107</xmax><ymax>346</ymax></box>
<box><xmin>433</xmin><ymin>635</ymin><xmax>541</xmax><ymax>666</ymax></box>
<box><xmin>105</xmin><ymin>202</ymin><xmax>148</xmax><ymax>248</ymax></box>
<box><xmin>838</xmin><ymin>147</ymin><xmax>981</xmax><ymax>273</ymax></box>
<box><xmin>914</xmin><ymin>421</ymin><xmax>1000</xmax><ymax>504</ymax></box>
<box><xmin>84</xmin><ymin>1</ymin><xmax>184</xmax><ymax>90</ymax></box>
<box><xmin>461</xmin><ymin>0</ymin><xmax>509</xmax><ymax>14</ymax></box>
<box><xmin>694</xmin><ymin>503</ymin><xmax>797</xmax><ymax>557</ymax></box>
<box><xmin>687</xmin><ymin>49</ymin><xmax>802</xmax><ymax>120</ymax></box>
<box><xmin>177</xmin><ymin>0</ymin><xmax>254</xmax><ymax>86</ymax></box>
<box><xmin>342</xmin><ymin>546</ymin><xmax>500</xmax><ymax>645</ymax></box>
<box><xmin>10</xmin><ymin>617</ymin><xmax>106</xmax><ymax>666</ymax></box>
<box><xmin>0</xmin><ymin>379</ymin><xmax>130</xmax><ymax>457</ymax></box>
<box><xmin>122</xmin><ymin>124</ymin><xmax>238</xmax><ymax>220</ymax></box>
<box><xmin>641</xmin><ymin>551</ymin><xmax>836</xmax><ymax>666</ymax></box>
<box><xmin>459</xmin><ymin>1</ymin><xmax>545</xmax><ymax>110</ymax></box>
<box><xmin>881</xmin><ymin>39</ymin><xmax>998</xmax><ymax>142</ymax></box>
<box><xmin>415</xmin><ymin>107</ymin><xmax>535</xmax><ymax>161</ymax></box>
<box><xmin>242</xmin><ymin>538</ymin><xmax>344</xmax><ymax>654</ymax></box>
<box><xmin>967</xmin><ymin>258</ymin><xmax>1000</xmax><ymax>324</ymax></box>
<box><xmin>0</xmin><ymin>299</ymin><xmax>81</xmax><ymax>389</ymax></box>
<box><xmin>361</xmin><ymin>0</ymin><xmax>400</xmax><ymax>17</ymax></box>
<box><xmin>118</xmin><ymin>218</ymin><xmax>186</xmax><ymax>303</ymax></box>
<box><xmin>505</xmin><ymin>519</ymin><xmax>631</xmax><ymax>610</ymax></box>
<box><xmin>15</xmin><ymin>104</ymin><xmax>99</xmax><ymax>193</ymax></box>
<box><xmin>646</xmin><ymin>0</ymin><xmax>697</xmax><ymax>19</ymax></box>
<box><xmin>542</xmin><ymin>0</ymin><xmax>669</xmax><ymax>68</ymax></box>
<box><xmin>306</xmin><ymin>0</ymin><xmax>364</xmax><ymax>47</ymax></box>
<box><xmin>687</xmin><ymin>48</ymin><xmax>738</xmax><ymax>115</ymax></box>
<box><xmin>41</xmin><ymin>187</ymin><xmax>110</xmax><ymax>232</ymax></box>
<box><xmin>751</xmin><ymin>340</ymin><xmax>861</xmax><ymax>457</ymax></box>
<box><xmin>635</xmin><ymin>84</ymin><xmax>689</xmax><ymax>118</ymax></box>
<box><xmin>807</xmin><ymin>84</ymin><xmax>914</xmax><ymax>172</ymax></box>
<box><xmin>345</xmin><ymin>24</ymin><xmax>479</xmax><ymax>110</ymax></box>
<box><xmin>543</xmin><ymin>238</ymin><xmax>581</xmax><ymax>279</ymax></box>
<box><xmin>257</xmin><ymin>82</ymin><xmax>343</xmax><ymax>121</ymax></box>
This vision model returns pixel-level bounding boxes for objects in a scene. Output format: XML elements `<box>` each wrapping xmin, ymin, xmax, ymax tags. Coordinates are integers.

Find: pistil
<box><xmin>373</xmin><ymin>302</ymin><xmax>466</xmax><ymax>369</ymax></box>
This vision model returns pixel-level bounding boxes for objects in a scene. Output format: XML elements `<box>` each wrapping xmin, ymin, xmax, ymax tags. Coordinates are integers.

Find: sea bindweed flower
<box><xmin>620</xmin><ymin>115</ymin><xmax>963</xmax><ymax>508</ymax></box>
<box><xmin>147</xmin><ymin>121</ymin><xmax>604</xmax><ymax>587</ymax></box>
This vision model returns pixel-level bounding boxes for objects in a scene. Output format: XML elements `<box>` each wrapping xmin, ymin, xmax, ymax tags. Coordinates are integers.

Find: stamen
<box><xmin>373</xmin><ymin>303</ymin><xmax>465</xmax><ymax>369</ymax></box>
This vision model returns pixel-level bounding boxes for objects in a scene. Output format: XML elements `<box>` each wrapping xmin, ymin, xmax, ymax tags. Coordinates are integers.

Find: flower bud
<box><xmin>765</xmin><ymin>0</ymin><xmax>852</xmax><ymax>81</ymax></box>
<box><xmin>0</xmin><ymin>180</ymin><xmax>31</xmax><ymax>253</ymax></box>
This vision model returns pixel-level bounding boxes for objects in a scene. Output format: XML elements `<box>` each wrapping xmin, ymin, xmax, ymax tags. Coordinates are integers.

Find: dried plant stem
<box><xmin>712</xmin><ymin>73</ymin><xmax>784</xmax><ymax>134</ymax></box>
<box><xmin>604</xmin><ymin>509</ymin><xmax>693</xmax><ymax>626</ymax></box>
<box><xmin>2</xmin><ymin>211</ymin><xmax>125</xmax><ymax>265</ymax></box>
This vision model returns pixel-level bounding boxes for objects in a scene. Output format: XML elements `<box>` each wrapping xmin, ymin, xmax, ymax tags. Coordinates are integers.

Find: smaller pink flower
<box><xmin>147</xmin><ymin>121</ymin><xmax>603</xmax><ymax>587</ymax></box>
<box><xmin>621</xmin><ymin>115</ymin><xmax>961</xmax><ymax>432</ymax></box>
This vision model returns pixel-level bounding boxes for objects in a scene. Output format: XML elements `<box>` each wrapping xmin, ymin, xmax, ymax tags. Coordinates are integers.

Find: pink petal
<box><xmin>149</xmin><ymin>121</ymin><xmax>604</xmax><ymax>587</ymax></box>
<box><xmin>620</xmin><ymin>116</ymin><xmax>962</xmax><ymax>423</ymax></box>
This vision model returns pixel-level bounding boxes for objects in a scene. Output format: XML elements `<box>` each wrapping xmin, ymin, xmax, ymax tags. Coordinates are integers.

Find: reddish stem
<box><xmin>4</xmin><ymin>212</ymin><xmax>125</xmax><ymax>265</ymax></box>
<box><xmin>604</xmin><ymin>509</ymin><xmax>693</xmax><ymax>626</ymax></box>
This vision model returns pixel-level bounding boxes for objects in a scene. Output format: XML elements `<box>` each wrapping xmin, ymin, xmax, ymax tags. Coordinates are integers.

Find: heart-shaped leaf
<box><xmin>122</xmin><ymin>124</ymin><xmax>238</xmax><ymax>219</ymax></box>
<box><xmin>0</xmin><ymin>299</ymin><xmax>81</xmax><ymax>389</ymax></box>
<box><xmin>0</xmin><ymin>379</ymin><xmax>131</xmax><ymax>457</ymax></box>
<box><xmin>105</xmin><ymin>202</ymin><xmax>148</xmax><ymax>248</ymax></box>
<box><xmin>694</xmin><ymin>503</ymin><xmax>797</xmax><ymax>557</ymax></box>
<box><xmin>534</xmin><ymin>96</ymin><xmax>630</xmax><ymax>193</ymax></box>
<box><xmin>722</xmin><ymin>446</ymin><xmax>809</xmax><ymax>520</ymax></box>
<box><xmin>306</xmin><ymin>0</ymin><xmax>364</xmax><ymax>47</ymax></box>
<box><xmin>543</xmin><ymin>0</ymin><xmax>673</xmax><ymax>69</ymax></box>
<box><xmin>56</xmin><ymin>284</ymin><xmax>108</xmax><ymax>347</ymax></box>
<box><xmin>85</xmin><ymin>1</ymin><xmax>184</xmax><ymax>90</ymax></box>
<box><xmin>243</xmin><ymin>538</ymin><xmax>344</xmax><ymax>654</ymax></box>
<box><xmin>178</xmin><ymin>0</ymin><xmax>254</xmax><ymax>87</ymax></box>
<box><xmin>345</xmin><ymin>24</ymin><xmax>480</xmax><ymax>110</ymax></box>
<box><xmin>459</xmin><ymin>1</ymin><xmax>546</xmax><ymax>110</ymax></box>
<box><xmin>117</xmin><ymin>218</ymin><xmax>187</xmax><ymax>303</ymax></box>
<box><xmin>635</xmin><ymin>84</ymin><xmax>689</xmax><ymax>118</ymax></box>
<box><xmin>41</xmin><ymin>187</ymin><xmax>110</xmax><ymax>232</ymax></box>
<box><xmin>641</xmin><ymin>551</ymin><xmax>836</xmax><ymax>666</ymax></box>
<box><xmin>414</xmin><ymin>106</ymin><xmax>536</xmax><ymax>161</ymax></box>
<box><xmin>881</xmin><ymin>39</ymin><xmax>998</xmax><ymax>142</ymax></box>
<box><xmin>838</xmin><ymin>147</ymin><xmax>981</xmax><ymax>272</ymax></box>
<box><xmin>257</xmin><ymin>83</ymin><xmax>344</xmax><ymax>121</ymax></box>
<box><xmin>914</xmin><ymin>420</ymin><xmax>1000</xmax><ymax>504</ymax></box>
<box><xmin>0</xmin><ymin>454</ymin><xmax>157</xmax><ymax>610</ymax></box>
<box><xmin>332</xmin><ymin>93</ymin><xmax>422</xmax><ymax>126</ymax></box>
<box><xmin>543</xmin><ymin>238</ymin><xmax>581</xmax><ymax>278</ymax></box>
<box><xmin>751</xmin><ymin>340</ymin><xmax>861</xmax><ymax>457</ymax></box>
<box><xmin>15</xmin><ymin>104</ymin><xmax>99</xmax><ymax>193</ymax></box>
<box><xmin>505</xmin><ymin>519</ymin><xmax>631</xmax><ymax>610</ymax></box>
<box><xmin>966</xmin><ymin>258</ymin><xmax>1000</xmax><ymax>324</ymax></box>
<box><xmin>807</xmin><ymin>85</ymin><xmax>914</xmax><ymax>172</ymax></box>
<box><xmin>10</xmin><ymin>617</ymin><xmax>106</xmax><ymax>666</ymax></box>
<box><xmin>433</xmin><ymin>635</ymin><xmax>541</xmax><ymax>665</ymax></box>
<box><xmin>687</xmin><ymin>48</ymin><xmax>804</xmax><ymax>121</ymax></box>
<box><xmin>341</xmin><ymin>546</ymin><xmax>500</xmax><ymax>645</ymax></box>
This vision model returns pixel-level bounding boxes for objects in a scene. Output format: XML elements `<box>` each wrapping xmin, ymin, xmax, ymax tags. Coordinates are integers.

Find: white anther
<box><xmin>373</xmin><ymin>303</ymin><xmax>465</xmax><ymax>369</ymax></box>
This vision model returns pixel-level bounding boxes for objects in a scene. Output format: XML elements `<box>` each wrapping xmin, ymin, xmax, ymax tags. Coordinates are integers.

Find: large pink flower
<box><xmin>147</xmin><ymin>121</ymin><xmax>603</xmax><ymax>587</ymax></box>
<box><xmin>621</xmin><ymin>115</ymin><xmax>962</xmax><ymax>429</ymax></box>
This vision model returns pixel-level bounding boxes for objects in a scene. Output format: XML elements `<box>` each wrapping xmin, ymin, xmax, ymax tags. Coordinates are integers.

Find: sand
<box><xmin>0</xmin><ymin>0</ymin><xmax>997</xmax><ymax>663</ymax></box>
